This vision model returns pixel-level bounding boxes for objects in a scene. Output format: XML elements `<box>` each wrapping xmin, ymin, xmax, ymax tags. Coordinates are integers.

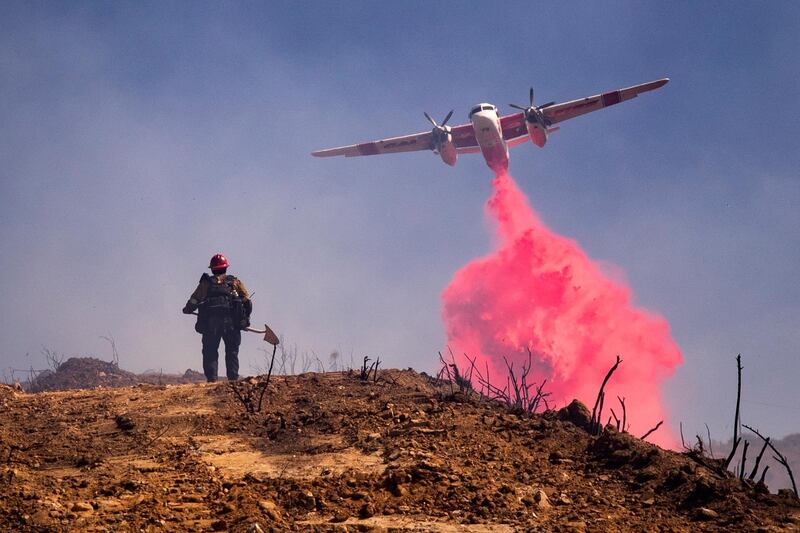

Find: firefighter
<box><xmin>182</xmin><ymin>253</ymin><xmax>252</xmax><ymax>382</ymax></box>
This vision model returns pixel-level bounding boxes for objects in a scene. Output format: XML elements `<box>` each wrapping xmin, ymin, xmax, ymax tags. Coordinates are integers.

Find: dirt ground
<box><xmin>1</xmin><ymin>369</ymin><xmax>798</xmax><ymax>532</ymax></box>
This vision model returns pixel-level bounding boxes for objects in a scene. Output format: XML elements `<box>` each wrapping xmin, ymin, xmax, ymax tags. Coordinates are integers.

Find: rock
<box><xmin>296</xmin><ymin>489</ymin><xmax>316</xmax><ymax>509</ymax></box>
<box><xmin>608</xmin><ymin>449</ymin><xmax>633</xmax><ymax>465</ymax></box>
<box><xmin>330</xmin><ymin>509</ymin><xmax>350</xmax><ymax>522</ymax></box>
<box><xmin>533</xmin><ymin>489</ymin><xmax>551</xmax><ymax>510</ymax></box>
<box><xmin>246</xmin><ymin>524</ymin><xmax>264</xmax><ymax>533</ymax></box>
<box><xmin>687</xmin><ymin>477</ymin><xmax>719</xmax><ymax>506</ymax></box>
<box><xmin>114</xmin><ymin>414</ymin><xmax>135</xmax><ymax>431</ymax></box>
<box><xmin>359</xmin><ymin>502</ymin><xmax>376</xmax><ymax>518</ymax></box>
<box><xmin>563</xmin><ymin>520</ymin><xmax>586</xmax><ymax>532</ymax></box>
<box><xmin>211</xmin><ymin>519</ymin><xmax>227</xmax><ymax>531</ymax></box>
<box><xmin>549</xmin><ymin>451</ymin><xmax>565</xmax><ymax>463</ymax></box>
<box><xmin>556</xmin><ymin>399</ymin><xmax>592</xmax><ymax>431</ymax></box>
<box><xmin>499</xmin><ymin>484</ymin><xmax>514</xmax><ymax>495</ymax></box>
<box><xmin>695</xmin><ymin>507</ymin><xmax>719</xmax><ymax>520</ymax></box>
<box><xmin>30</xmin><ymin>509</ymin><xmax>51</xmax><ymax>524</ymax></box>
<box><xmin>635</xmin><ymin>469</ymin><xmax>659</xmax><ymax>484</ymax></box>
<box><xmin>521</xmin><ymin>496</ymin><xmax>535</xmax><ymax>507</ymax></box>
<box><xmin>71</xmin><ymin>502</ymin><xmax>93</xmax><ymax>513</ymax></box>
<box><xmin>258</xmin><ymin>500</ymin><xmax>277</xmax><ymax>512</ymax></box>
<box><xmin>75</xmin><ymin>455</ymin><xmax>101</xmax><ymax>468</ymax></box>
<box><xmin>257</xmin><ymin>500</ymin><xmax>283</xmax><ymax>522</ymax></box>
<box><xmin>121</xmin><ymin>480</ymin><xmax>140</xmax><ymax>492</ymax></box>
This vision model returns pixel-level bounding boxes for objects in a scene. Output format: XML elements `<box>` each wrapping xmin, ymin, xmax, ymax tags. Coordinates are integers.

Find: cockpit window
<box><xmin>469</xmin><ymin>104</ymin><xmax>497</xmax><ymax>118</ymax></box>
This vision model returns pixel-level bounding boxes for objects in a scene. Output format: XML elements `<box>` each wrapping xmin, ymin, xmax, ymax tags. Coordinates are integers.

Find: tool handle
<box><xmin>186</xmin><ymin>312</ymin><xmax>278</xmax><ymax>345</ymax></box>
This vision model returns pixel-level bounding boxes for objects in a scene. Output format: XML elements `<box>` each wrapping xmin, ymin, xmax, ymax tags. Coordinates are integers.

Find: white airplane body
<box><xmin>312</xmin><ymin>78</ymin><xmax>669</xmax><ymax>172</ymax></box>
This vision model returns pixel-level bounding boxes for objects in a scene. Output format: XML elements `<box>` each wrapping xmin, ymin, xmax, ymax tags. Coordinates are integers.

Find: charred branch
<box><xmin>590</xmin><ymin>355</ymin><xmax>621</xmax><ymax>436</ymax></box>
<box><xmin>464</xmin><ymin>350</ymin><xmax>550</xmax><ymax>415</ymax></box>
<box><xmin>739</xmin><ymin>440</ymin><xmax>750</xmax><ymax>480</ymax></box>
<box><xmin>680</xmin><ymin>422</ymin><xmax>689</xmax><ymax>451</ymax></box>
<box><xmin>359</xmin><ymin>356</ymin><xmax>379</xmax><ymax>381</ymax></box>
<box><xmin>640</xmin><ymin>420</ymin><xmax>663</xmax><ymax>441</ymax></box>
<box><xmin>743</xmin><ymin>424</ymin><xmax>798</xmax><ymax>498</ymax></box>
<box><xmin>758</xmin><ymin>465</ymin><xmax>770</xmax><ymax>486</ymax></box>
<box><xmin>733</xmin><ymin>354</ymin><xmax>742</xmax><ymax>445</ymax></box>
<box><xmin>705</xmin><ymin>423</ymin><xmax>715</xmax><ymax>459</ymax></box>
<box><xmin>610</xmin><ymin>408</ymin><xmax>620</xmax><ymax>431</ymax></box>
<box><xmin>723</xmin><ymin>437</ymin><xmax>741</xmax><ymax>470</ymax></box>
<box><xmin>437</xmin><ymin>351</ymin><xmax>455</xmax><ymax>396</ymax></box>
<box><xmin>229</xmin><ymin>360</ymin><xmax>274</xmax><ymax>415</ymax></box>
<box><xmin>256</xmin><ymin>343</ymin><xmax>278</xmax><ymax>412</ymax></box>
<box><xmin>695</xmin><ymin>435</ymin><xmax>705</xmax><ymax>455</ymax></box>
<box><xmin>748</xmin><ymin>436</ymin><xmax>770</xmax><ymax>482</ymax></box>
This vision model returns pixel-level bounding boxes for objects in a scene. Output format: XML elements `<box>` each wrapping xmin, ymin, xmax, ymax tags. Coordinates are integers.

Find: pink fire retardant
<box><xmin>441</xmin><ymin>172</ymin><xmax>682</xmax><ymax>447</ymax></box>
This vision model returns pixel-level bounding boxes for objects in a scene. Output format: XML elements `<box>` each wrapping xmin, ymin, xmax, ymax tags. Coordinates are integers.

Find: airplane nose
<box><xmin>471</xmin><ymin>111</ymin><xmax>495</xmax><ymax>129</ymax></box>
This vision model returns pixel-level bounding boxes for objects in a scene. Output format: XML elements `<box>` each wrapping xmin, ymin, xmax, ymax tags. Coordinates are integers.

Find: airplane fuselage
<box><xmin>469</xmin><ymin>104</ymin><xmax>508</xmax><ymax>172</ymax></box>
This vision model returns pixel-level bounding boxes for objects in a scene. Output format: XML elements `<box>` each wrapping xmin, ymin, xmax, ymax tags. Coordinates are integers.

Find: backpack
<box><xmin>196</xmin><ymin>274</ymin><xmax>251</xmax><ymax>333</ymax></box>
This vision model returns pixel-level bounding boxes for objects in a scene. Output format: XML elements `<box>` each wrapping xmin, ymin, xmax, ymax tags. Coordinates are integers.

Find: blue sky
<box><xmin>1</xmin><ymin>2</ymin><xmax>798</xmax><ymax>441</ymax></box>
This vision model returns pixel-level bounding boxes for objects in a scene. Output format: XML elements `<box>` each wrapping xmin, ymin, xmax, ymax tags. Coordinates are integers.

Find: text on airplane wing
<box><xmin>312</xmin><ymin>120</ymin><xmax>479</xmax><ymax>159</ymax></box>
<box><xmin>542</xmin><ymin>78</ymin><xmax>669</xmax><ymax>126</ymax></box>
<box><xmin>311</xmin><ymin>131</ymin><xmax>434</xmax><ymax>158</ymax></box>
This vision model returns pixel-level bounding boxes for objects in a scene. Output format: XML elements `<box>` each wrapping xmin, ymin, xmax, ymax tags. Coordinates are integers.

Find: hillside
<box><xmin>1</xmin><ymin>370</ymin><xmax>798</xmax><ymax>532</ymax></box>
<box><xmin>25</xmin><ymin>357</ymin><xmax>206</xmax><ymax>393</ymax></box>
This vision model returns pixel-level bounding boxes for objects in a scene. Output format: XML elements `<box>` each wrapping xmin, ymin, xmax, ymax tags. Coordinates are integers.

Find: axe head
<box><xmin>262</xmin><ymin>324</ymin><xmax>280</xmax><ymax>346</ymax></box>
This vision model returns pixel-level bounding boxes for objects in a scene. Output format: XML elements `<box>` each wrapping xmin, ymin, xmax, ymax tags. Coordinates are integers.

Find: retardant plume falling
<box><xmin>442</xmin><ymin>172</ymin><xmax>682</xmax><ymax>447</ymax></box>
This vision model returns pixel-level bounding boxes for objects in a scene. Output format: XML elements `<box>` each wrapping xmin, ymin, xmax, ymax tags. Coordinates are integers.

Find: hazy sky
<box><xmin>1</xmin><ymin>2</ymin><xmax>798</xmax><ymax>442</ymax></box>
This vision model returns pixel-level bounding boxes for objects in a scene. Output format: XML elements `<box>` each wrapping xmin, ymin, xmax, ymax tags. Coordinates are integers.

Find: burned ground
<box><xmin>0</xmin><ymin>370</ymin><xmax>797</xmax><ymax>532</ymax></box>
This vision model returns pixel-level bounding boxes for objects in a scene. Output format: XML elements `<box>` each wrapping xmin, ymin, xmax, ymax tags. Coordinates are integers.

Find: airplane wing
<box><xmin>311</xmin><ymin>131</ymin><xmax>433</xmax><ymax>158</ymax></box>
<box><xmin>542</xmin><ymin>78</ymin><xmax>669</xmax><ymax>126</ymax></box>
<box><xmin>500</xmin><ymin>112</ymin><xmax>527</xmax><ymax>142</ymax></box>
<box><xmin>312</xmin><ymin>121</ymin><xmax>479</xmax><ymax>158</ymax></box>
<box><xmin>450</xmin><ymin>123</ymin><xmax>479</xmax><ymax>150</ymax></box>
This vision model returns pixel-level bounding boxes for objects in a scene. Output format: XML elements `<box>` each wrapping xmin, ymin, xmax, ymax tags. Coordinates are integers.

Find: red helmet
<box><xmin>209</xmin><ymin>253</ymin><xmax>229</xmax><ymax>270</ymax></box>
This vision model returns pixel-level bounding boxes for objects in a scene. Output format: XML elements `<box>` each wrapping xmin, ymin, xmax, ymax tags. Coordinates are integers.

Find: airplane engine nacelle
<box><xmin>437</xmin><ymin>138</ymin><xmax>458</xmax><ymax>166</ymax></box>
<box><xmin>526</xmin><ymin>121</ymin><xmax>548</xmax><ymax>148</ymax></box>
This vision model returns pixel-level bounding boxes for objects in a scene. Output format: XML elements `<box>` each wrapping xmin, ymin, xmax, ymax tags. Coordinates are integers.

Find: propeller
<box><xmin>424</xmin><ymin>110</ymin><xmax>453</xmax><ymax>129</ymax></box>
<box><xmin>510</xmin><ymin>88</ymin><xmax>553</xmax><ymax>126</ymax></box>
<box><xmin>424</xmin><ymin>110</ymin><xmax>454</xmax><ymax>148</ymax></box>
<box><xmin>509</xmin><ymin>87</ymin><xmax>535</xmax><ymax>112</ymax></box>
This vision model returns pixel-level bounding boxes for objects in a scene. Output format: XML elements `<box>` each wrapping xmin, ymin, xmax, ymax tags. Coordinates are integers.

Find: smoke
<box><xmin>441</xmin><ymin>172</ymin><xmax>682</xmax><ymax>447</ymax></box>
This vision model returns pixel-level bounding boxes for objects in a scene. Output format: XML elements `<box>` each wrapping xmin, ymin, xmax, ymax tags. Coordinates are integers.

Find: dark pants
<box><xmin>201</xmin><ymin>328</ymin><xmax>241</xmax><ymax>382</ymax></box>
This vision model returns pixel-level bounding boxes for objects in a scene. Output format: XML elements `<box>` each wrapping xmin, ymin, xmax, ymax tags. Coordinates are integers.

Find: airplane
<box><xmin>311</xmin><ymin>78</ymin><xmax>669</xmax><ymax>172</ymax></box>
